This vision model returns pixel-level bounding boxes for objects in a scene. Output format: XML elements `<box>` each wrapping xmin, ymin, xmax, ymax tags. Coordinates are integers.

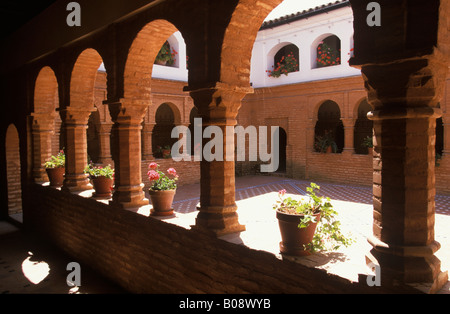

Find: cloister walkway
<box><xmin>1</xmin><ymin>175</ymin><xmax>449</xmax><ymax>293</ymax></box>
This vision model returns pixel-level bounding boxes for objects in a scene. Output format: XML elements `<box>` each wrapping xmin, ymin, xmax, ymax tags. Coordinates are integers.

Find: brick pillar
<box><xmin>341</xmin><ymin>118</ymin><xmax>355</xmax><ymax>154</ymax></box>
<box><xmin>109</xmin><ymin>99</ymin><xmax>149</xmax><ymax>208</ymax></box>
<box><xmin>31</xmin><ymin>113</ymin><xmax>55</xmax><ymax>183</ymax></box>
<box><xmin>187</xmin><ymin>83</ymin><xmax>252</xmax><ymax>236</ymax></box>
<box><xmin>61</xmin><ymin>107</ymin><xmax>92</xmax><ymax>192</ymax></box>
<box><xmin>363</xmin><ymin>59</ymin><xmax>448</xmax><ymax>291</ymax></box>
<box><xmin>442</xmin><ymin>115</ymin><xmax>450</xmax><ymax>156</ymax></box>
<box><xmin>142</xmin><ymin>122</ymin><xmax>155</xmax><ymax>161</ymax></box>
<box><xmin>97</xmin><ymin>122</ymin><xmax>113</xmax><ymax>165</ymax></box>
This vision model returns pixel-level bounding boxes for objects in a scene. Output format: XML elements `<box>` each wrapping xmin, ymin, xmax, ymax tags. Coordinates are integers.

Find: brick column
<box><xmin>108</xmin><ymin>99</ymin><xmax>149</xmax><ymax>208</ymax></box>
<box><xmin>141</xmin><ymin>122</ymin><xmax>155</xmax><ymax>161</ymax></box>
<box><xmin>97</xmin><ymin>122</ymin><xmax>113</xmax><ymax>165</ymax></box>
<box><xmin>442</xmin><ymin>115</ymin><xmax>450</xmax><ymax>157</ymax></box>
<box><xmin>341</xmin><ymin>118</ymin><xmax>355</xmax><ymax>154</ymax></box>
<box><xmin>61</xmin><ymin>107</ymin><xmax>92</xmax><ymax>192</ymax></box>
<box><xmin>363</xmin><ymin>59</ymin><xmax>448</xmax><ymax>291</ymax></box>
<box><xmin>31</xmin><ymin>113</ymin><xmax>55</xmax><ymax>183</ymax></box>
<box><xmin>187</xmin><ymin>83</ymin><xmax>252</xmax><ymax>236</ymax></box>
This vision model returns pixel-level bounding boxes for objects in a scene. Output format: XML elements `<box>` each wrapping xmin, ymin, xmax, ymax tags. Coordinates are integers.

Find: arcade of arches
<box><xmin>1</xmin><ymin>0</ymin><xmax>449</xmax><ymax>293</ymax></box>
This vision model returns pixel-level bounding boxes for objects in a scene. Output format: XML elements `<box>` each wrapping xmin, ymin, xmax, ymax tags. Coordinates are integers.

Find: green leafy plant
<box><xmin>314</xmin><ymin>131</ymin><xmax>337</xmax><ymax>153</ymax></box>
<box><xmin>361</xmin><ymin>136</ymin><xmax>373</xmax><ymax>148</ymax></box>
<box><xmin>44</xmin><ymin>150</ymin><xmax>65</xmax><ymax>168</ymax></box>
<box><xmin>316</xmin><ymin>41</ymin><xmax>340</xmax><ymax>68</ymax></box>
<box><xmin>274</xmin><ymin>183</ymin><xmax>353</xmax><ymax>253</ymax></box>
<box><xmin>266</xmin><ymin>52</ymin><xmax>299</xmax><ymax>78</ymax></box>
<box><xmin>84</xmin><ymin>163</ymin><xmax>114</xmax><ymax>179</ymax></box>
<box><xmin>155</xmin><ymin>41</ymin><xmax>178</xmax><ymax>66</ymax></box>
<box><xmin>147</xmin><ymin>162</ymin><xmax>178</xmax><ymax>191</ymax></box>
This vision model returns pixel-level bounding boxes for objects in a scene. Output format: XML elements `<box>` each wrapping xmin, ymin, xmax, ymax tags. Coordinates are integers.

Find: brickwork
<box><xmin>5</xmin><ymin>125</ymin><xmax>22</xmax><ymax>214</ymax></box>
<box><xmin>27</xmin><ymin>184</ymin><xmax>406</xmax><ymax>294</ymax></box>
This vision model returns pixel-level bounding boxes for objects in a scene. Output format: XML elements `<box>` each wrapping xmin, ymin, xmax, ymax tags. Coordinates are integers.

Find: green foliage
<box><xmin>84</xmin><ymin>163</ymin><xmax>114</xmax><ymax>179</ymax></box>
<box><xmin>266</xmin><ymin>52</ymin><xmax>299</xmax><ymax>78</ymax></box>
<box><xmin>155</xmin><ymin>41</ymin><xmax>177</xmax><ymax>66</ymax></box>
<box><xmin>44</xmin><ymin>150</ymin><xmax>65</xmax><ymax>168</ymax></box>
<box><xmin>274</xmin><ymin>183</ymin><xmax>353</xmax><ymax>253</ymax></box>
<box><xmin>316</xmin><ymin>41</ymin><xmax>341</xmax><ymax>68</ymax></box>
<box><xmin>361</xmin><ymin>135</ymin><xmax>373</xmax><ymax>148</ymax></box>
<box><xmin>314</xmin><ymin>131</ymin><xmax>337</xmax><ymax>153</ymax></box>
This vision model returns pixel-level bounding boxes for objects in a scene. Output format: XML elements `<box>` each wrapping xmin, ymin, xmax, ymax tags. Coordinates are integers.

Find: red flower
<box><xmin>148</xmin><ymin>162</ymin><xmax>158</xmax><ymax>170</ymax></box>
<box><xmin>278</xmin><ymin>189</ymin><xmax>286</xmax><ymax>197</ymax></box>
<box><xmin>167</xmin><ymin>168</ymin><xmax>177</xmax><ymax>177</ymax></box>
<box><xmin>147</xmin><ymin>170</ymin><xmax>160</xmax><ymax>181</ymax></box>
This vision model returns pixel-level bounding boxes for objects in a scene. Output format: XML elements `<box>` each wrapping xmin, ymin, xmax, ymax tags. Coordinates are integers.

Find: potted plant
<box><xmin>84</xmin><ymin>163</ymin><xmax>114</xmax><ymax>198</ymax></box>
<box><xmin>147</xmin><ymin>162</ymin><xmax>178</xmax><ymax>216</ymax></box>
<box><xmin>273</xmin><ymin>183</ymin><xmax>352</xmax><ymax>256</ymax></box>
<box><xmin>361</xmin><ymin>136</ymin><xmax>373</xmax><ymax>155</ymax></box>
<box><xmin>266</xmin><ymin>52</ymin><xmax>299</xmax><ymax>78</ymax></box>
<box><xmin>154</xmin><ymin>41</ymin><xmax>177</xmax><ymax>66</ymax></box>
<box><xmin>44</xmin><ymin>150</ymin><xmax>65</xmax><ymax>187</ymax></box>
<box><xmin>314</xmin><ymin>131</ymin><xmax>337</xmax><ymax>153</ymax></box>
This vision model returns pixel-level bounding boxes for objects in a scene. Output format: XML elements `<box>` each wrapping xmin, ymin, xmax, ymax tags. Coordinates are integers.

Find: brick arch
<box><xmin>220</xmin><ymin>0</ymin><xmax>283</xmax><ymax>87</ymax></box>
<box><xmin>311</xmin><ymin>98</ymin><xmax>344</xmax><ymax>122</ymax></box>
<box><xmin>352</xmin><ymin>97</ymin><xmax>373</xmax><ymax>119</ymax></box>
<box><xmin>34</xmin><ymin>66</ymin><xmax>59</xmax><ymax>114</ymax></box>
<box><xmin>124</xmin><ymin>19</ymin><xmax>179</xmax><ymax>101</ymax></box>
<box><xmin>70</xmin><ymin>48</ymin><xmax>104</xmax><ymax>109</ymax></box>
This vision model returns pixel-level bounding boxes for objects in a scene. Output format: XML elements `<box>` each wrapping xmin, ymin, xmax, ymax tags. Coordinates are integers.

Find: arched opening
<box><xmin>314</xmin><ymin>34</ymin><xmax>341</xmax><ymax>69</ymax></box>
<box><xmin>66</xmin><ymin>48</ymin><xmax>105</xmax><ymax>191</ymax></box>
<box><xmin>5</xmin><ymin>124</ymin><xmax>22</xmax><ymax>219</ymax></box>
<box><xmin>354</xmin><ymin>99</ymin><xmax>373</xmax><ymax>154</ymax></box>
<box><xmin>152</xmin><ymin>103</ymin><xmax>177</xmax><ymax>159</ymax></box>
<box><xmin>267</xmin><ymin>43</ymin><xmax>300</xmax><ymax>77</ymax></box>
<box><xmin>314</xmin><ymin>100</ymin><xmax>344</xmax><ymax>153</ymax></box>
<box><xmin>33</xmin><ymin>66</ymin><xmax>60</xmax><ymax>182</ymax></box>
<box><xmin>124</xmin><ymin>19</ymin><xmax>179</xmax><ymax>101</ymax></box>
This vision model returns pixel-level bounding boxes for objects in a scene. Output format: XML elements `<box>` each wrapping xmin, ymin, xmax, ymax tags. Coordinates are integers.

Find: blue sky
<box><xmin>265</xmin><ymin>0</ymin><xmax>338</xmax><ymax>21</ymax></box>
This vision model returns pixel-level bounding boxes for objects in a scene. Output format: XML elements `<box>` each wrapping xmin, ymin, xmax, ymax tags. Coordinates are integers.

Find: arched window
<box><xmin>152</xmin><ymin>103</ymin><xmax>176</xmax><ymax>158</ymax></box>
<box><xmin>354</xmin><ymin>99</ymin><xmax>373</xmax><ymax>154</ymax></box>
<box><xmin>315</xmin><ymin>35</ymin><xmax>341</xmax><ymax>68</ymax></box>
<box><xmin>314</xmin><ymin>100</ymin><xmax>344</xmax><ymax>153</ymax></box>
<box><xmin>267</xmin><ymin>43</ymin><xmax>299</xmax><ymax>77</ymax></box>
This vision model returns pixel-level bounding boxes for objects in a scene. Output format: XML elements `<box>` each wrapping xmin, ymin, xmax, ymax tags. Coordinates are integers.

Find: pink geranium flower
<box><xmin>147</xmin><ymin>170</ymin><xmax>160</xmax><ymax>181</ymax></box>
<box><xmin>148</xmin><ymin>162</ymin><xmax>158</xmax><ymax>170</ymax></box>
<box><xmin>167</xmin><ymin>167</ymin><xmax>177</xmax><ymax>177</ymax></box>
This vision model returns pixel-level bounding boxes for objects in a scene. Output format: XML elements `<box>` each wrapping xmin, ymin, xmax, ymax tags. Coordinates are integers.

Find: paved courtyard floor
<box><xmin>1</xmin><ymin>175</ymin><xmax>449</xmax><ymax>293</ymax></box>
<box><xmin>146</xmin><ymin>175</ymin><xmax>450</xmax><ymax>294</ymax></box>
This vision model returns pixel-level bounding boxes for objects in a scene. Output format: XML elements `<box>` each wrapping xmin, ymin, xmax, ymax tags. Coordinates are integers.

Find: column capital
<box><xmin>185</xmin><ymin>82</ymin><xmax>253</xmax><ymax>122</ymax></box>
<box><xmin>106</xmin><ymin>98</ymin><xmax>149</xmax><ymax>125</ymax></box>
<box><xmin>60</xmin><ymin>107</ymin><xmax>93</xmax><ymax>125</ymax></box>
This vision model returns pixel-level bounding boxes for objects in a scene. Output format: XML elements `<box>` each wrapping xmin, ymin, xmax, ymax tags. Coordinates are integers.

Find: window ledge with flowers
<box><xmin>316</xmin><ymin>41</ymin><xmax>341</xmax><ymax>68</ymax></box>
<box><xmin>266</xmin><ymin>52</ymin><xmax>299</xmax><ymax>78</ymax></box>
<box><xmin>154</xmin><ymin>41</ymin><xmax>178</xmax><ymax>67</ymax></box>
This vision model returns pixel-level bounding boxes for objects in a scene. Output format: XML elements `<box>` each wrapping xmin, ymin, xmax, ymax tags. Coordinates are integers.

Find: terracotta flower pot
<box><xmin>149</xmin><ymin>189</ymin><xmax>176</xmax><ymax>216</ymax></box>
<box><xmin>276</xmin><ymin>211</ymin><xmax>320</xmax><ymax>256</ymax></box>
<box><xmin>91</xmin><ymin>176</ymin><xmax>113</xmax><ymax>198</ymax></box>
<box><xmin>46</xmin><ymin>167</ymin><xmax>65</xmax><ymax>187</ymax></box>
